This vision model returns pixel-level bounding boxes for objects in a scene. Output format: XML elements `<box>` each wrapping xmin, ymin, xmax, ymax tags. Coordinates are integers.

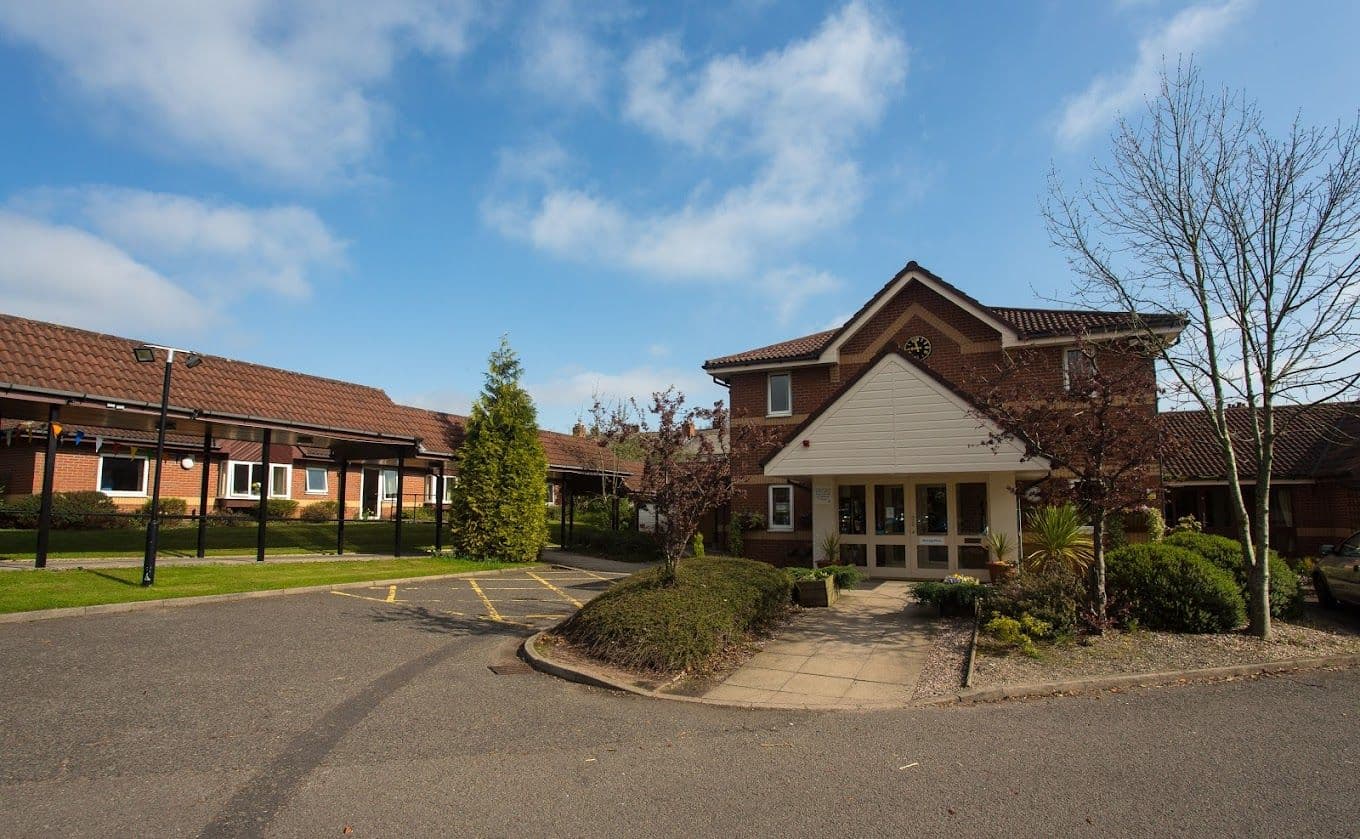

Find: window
<box><xmin>767</xmin><ymin>373</ymin><xmax>792</xmax><ymax>417</ymax></box>
<box><xmin>225</xmin><ymin>461</ymin><xmax>291</xmax><ymax>498</ymax></box>
<box><xmin>915</xmin><ymin>484</ymin><xmax>949</xmax><ymax>535</ymax></box>
<box><xmin>1063</xmin><ymin>347</ymin><xmax>1094</xmax><ymax>392</ymax></box>
<box><xmin>768</xmin><ymin>485</ymin><xmax>793</xmax><ymax>531</ymax></box>
<box><xmin>838</xmin><ymin>484</ymin><xmax>866</xmax><ymax>534</ymax></box>
<box><xmin>874</xmin><ymin>484</ymin><xmax>905</xmax><ymax>535</ymax></box>
<box><xmin>98</xmin><ymin>455</ymin><xmax>147</xmax><ymax>496</ymax></box>
<box><xmin>304</xmin><ymin>467</ymin><xmax>328</xmax><ymax>494</ymax></box>
<box><xmin>381</xmin><ymin>469</ymin><xmax>398</xmax><ymax>502</ymax></box>
<box><xmin>427</xmin><ymin>474</ymin><xmax>455</xmax><ymax>504</ymax></box>
<box><xmin>956</xmin><ymin>483</ymin><xmax>988</xmax><ymax>535</ymax></box>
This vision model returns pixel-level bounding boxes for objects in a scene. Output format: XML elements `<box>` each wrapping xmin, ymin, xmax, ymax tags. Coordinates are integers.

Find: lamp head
<box><xmin>184</xmin><ymin>354</ymin><xmax>203</xmax><ymax>369</ymax></box>
<box><xmin>132</xmin><ymin>346</ymin><xmax>156</xmax><ymax>364</ymax></box>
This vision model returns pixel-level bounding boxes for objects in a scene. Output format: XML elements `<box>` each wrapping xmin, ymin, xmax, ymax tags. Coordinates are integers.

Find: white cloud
<box><xmin>528</xmin><ymin>365</ymin><xmax>721</xmax><ymax>417</ymax></box>
<box><xmin>761</xmin><ymin>266</ymin><xmax>844</xmax><ymax>326</ymax></box>
<box><xmin>0</xmin><ymin>210</ymin><xmax>214</xmax><ymax>335</ymax></box>
<box><xmin>484</xmin><ymin>1</ymin><xmax>904</xmax><ymax>319</ymax></box>
<box><xmin>13</xmin><ymin>187</ymin><xmax>346</xmax><ymax>301</ymax></box>
<box><xmin>0</xmin><ymin>1</ymin><xmax>483</xmax><ymax>183</ymax></box>
<box><xmin>518</xmin><ymin>0</ymin><xmax>615</xmax><ymax>107</ymax></box>
<box><xmin>1056</xmin><ymin>0</ymin><xmax>1246</xmax><ymax>146</ymax></box>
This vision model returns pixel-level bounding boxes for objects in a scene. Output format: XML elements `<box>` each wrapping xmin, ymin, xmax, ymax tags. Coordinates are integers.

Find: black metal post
<box><xmin>336</xmin><ymin>457</ymin><xmax>347</xmax><ymax>556</ymax></box>
<box><xmin>611</xmin><ymin>492</ymin><xmax>620</xmax><ymax>531</ymax></box>
<box><xmin>34</xmin><ymin>404</ymin><xmax>59</xmax><ymax>569</ymax></box>
<box><xmin>559</xmin><ymin>484</ymin><xmax>567</xmax><ymax>546</ymax></box>
<box><xmin>434</xmin><ymin>462</ymin><xmax>445</xmax><ymax>555</ymax></box>
<box><xmin>568</xmin><ymin>490</ymin><xmax>576</xmax><ymax>546</ymax></box>
<box><xmin>393</xmin><ymin>455</ymin><xmax>406</xmax><ymax>558</ymax></box>
<box><xmin>256</xmin><ymin>428</ymin><xmax>271</xmax><ymax>562</ymax></box>
<box><xmin>141</xmin><ymin>357</ymin><xmax>174</xmax><ymax>586</ymax></box>
<box><xmin>196</xmin><ymin>423</ymin><xmax>212</xmax><ymax>559</ymax></box>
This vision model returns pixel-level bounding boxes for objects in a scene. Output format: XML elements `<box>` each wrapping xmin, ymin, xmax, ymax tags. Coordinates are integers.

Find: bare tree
<box><xmin>1047</xmin><ymin>63</ymin><xmax>1360</xmax><ymax>638</ymax></box>
<box><xmin>962</xmin><ymin>335</ymin><xmax>1166</xmax><ymax>624</ymax></box>
<box><xmin>597</xmin><ymin>388</ymin><xmax>734</xmax><ymax>582</ymax></box>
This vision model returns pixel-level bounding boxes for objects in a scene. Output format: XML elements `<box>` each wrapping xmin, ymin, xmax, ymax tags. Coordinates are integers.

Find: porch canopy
<box><xmin>762</xmin><ymin>351</ymin><xmax>1049</xmax><ymax>578</ymax></box>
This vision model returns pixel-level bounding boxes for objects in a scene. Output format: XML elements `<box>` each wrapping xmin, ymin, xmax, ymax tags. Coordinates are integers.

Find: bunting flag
<box><xmin>95</xmin><ymin>435</ymin><xmax>104</xmax><ymax>453</ymax></box>
<box><xmin>73</xmin><ymin>430</ymin><xmax>85</xmax><ymax>447</ymax></box>
<box><xmin>51</xmin><ymin>422</ymin><xmax>63</xmax><ymax>439</ymax></box>
<box><xmin>129</xmin><ymin>446</ymin><xmax>140</xmax><ymax>458</ymax></box>
<box><xmin>3</xmin><ymin>429</ymin><xmax>12</xmax><ymax>446</ymax></box>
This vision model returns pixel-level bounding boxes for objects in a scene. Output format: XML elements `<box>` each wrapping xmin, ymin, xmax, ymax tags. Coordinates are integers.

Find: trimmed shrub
<box><xmin>691</xmin><ymin>532</ymin><xmax>705</xmax><ymax>557</ymax></box>
<box><xmin>1106</xmin><ymin>543</ymin><xmax>1246</xmax><ymax>633</ymax></box>
<box><xmin>0</xmin><ymin>491</ymin><xmax>124</xmax><ymax>529</ymax></box>
<box><xmin>244</xmin><ymin>499</ymin><xmax>299</xmax><ymax>520</ymax></box>
<box><xmin>138</xmin><ymin>497</ymin><xmax>189</xmax><ymax>527</ymax></box>
<box><xmin>984</xmin><ymin>614</ymin><xmax>1052</xmax><ymax>657</ymax></box>
<box><xmin>1164</xmin><ymin>531</ymin><xmax>1303</xmax><ymax>619</ymax></box>
<box><xmin>987</xmin><ymin>572</ymin><xmax>1085</xmax><ymax>638</ymax></box>
<box><xmin>558</xmin><ymin>557</ymin><xmax>791</xmax><ymax>673</ymax></box>
<box><xmin>299</xmin><ymin>501</ymin><xmax>339</xmax><ymax>522</ymax></box>
<box><xmin>913</xmin><ymin>577</ymin><xmax>988</xmax><ymax>615</ymax></box>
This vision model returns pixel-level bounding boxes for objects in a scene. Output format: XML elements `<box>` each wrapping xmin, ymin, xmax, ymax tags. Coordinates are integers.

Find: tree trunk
<box><xmin>1249</xmin><ymin>465</ymin><xmax>1273</xmax><ymax>639</ymax></box>
<box><xmin>1090</xmin><ymin>510</ymin><xmax>1107</xmax><ymax>630</ymax></box>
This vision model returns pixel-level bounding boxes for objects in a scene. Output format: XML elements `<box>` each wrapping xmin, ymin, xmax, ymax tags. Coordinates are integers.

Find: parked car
<box><xmin>1315</xmin><ymin>532</ymin><xmax>1360</xmax><ymax>608</ymax></box>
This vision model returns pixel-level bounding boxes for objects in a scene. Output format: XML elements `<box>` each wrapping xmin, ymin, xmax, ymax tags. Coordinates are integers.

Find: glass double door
<box><xmin>837</xmin><ymin>479</ymin><xmax>990</xmax><ymax>577</ymax></box>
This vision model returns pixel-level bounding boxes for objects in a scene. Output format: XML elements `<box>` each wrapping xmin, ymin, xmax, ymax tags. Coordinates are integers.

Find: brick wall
<box><xmin>724</xmin><ymin>280</ymin><xmax>1161</xmax><ymax>565</ymax></box>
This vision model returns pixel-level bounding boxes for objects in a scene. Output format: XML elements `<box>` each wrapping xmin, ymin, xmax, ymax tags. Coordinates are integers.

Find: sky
<box><xmin>1</xmin><ymin>0</ymin><xmax>1357</xmax><ymax>432</ymax></box>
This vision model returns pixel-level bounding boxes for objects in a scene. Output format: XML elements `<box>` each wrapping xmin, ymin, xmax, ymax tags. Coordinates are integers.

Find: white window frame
<box><xmin>426</xmin><ymin>474</ymin><xmax>455</xmax><ymax>504</ymax></box>
<box><xmin>768</xmin><ymin>484</ymin><xmax>794</xmax><ymax>532</ymax></box>
<box><xmin>304</xmin><ymin>466</ymin><xmax>328</xmax><ymax>495</ymax></box>
<box><xmin>767</xmin><ymin>372</ymin><xmax>792</xmax><ymax>417</ymax></box>
<box><xmin>223</xmin><ymin>460</ymin><xmax>293</xmax><ymax>499</ymax></box>
<box><xmin>96</xmin><ymin>455</ymin><xmax>149</xmax><ymax>497</ymax></box>
<box><xmin>1062</xmin><ymin>347</ymin><xmax>1094</xmax><ymax>392</ymax></box>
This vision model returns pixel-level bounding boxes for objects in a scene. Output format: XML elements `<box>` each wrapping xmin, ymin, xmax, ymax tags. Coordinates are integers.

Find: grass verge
<box><xmin>0</xmin><ymin>522</ymin><xmax>439</xmax><ymax>560</ymax></box>
<box><xmin>0</xmin><ymin>556</ymin><xmax>516</xmax><ymax>614</ymax></box>
<box><xmin>557</xmin><ymin>556</ymin><xmax>791</xmax><ymax>673</ymax></box>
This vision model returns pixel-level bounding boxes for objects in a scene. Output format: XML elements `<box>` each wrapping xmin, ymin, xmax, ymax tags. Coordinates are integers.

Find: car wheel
<box><xmin>1314</xmin><ymin>572</ymin><xmax>1339</xmax><ymax>609</ymax></box>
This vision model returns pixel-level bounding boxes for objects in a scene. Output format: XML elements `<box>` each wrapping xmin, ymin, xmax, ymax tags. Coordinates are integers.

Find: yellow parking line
<box><xmin>527</xmin><ymin>571</ymin><xmax>584</xmax><ymax>608</ymax></box>
<box><xmin>331</xmin><ymin>590</ymin><xmax>406</xmax><ymax>605</ymax></box>
<box><xmin>468</xmin><ymin>579</ymin><xmax>503</xmax><ymax>622</ymax></box>
<box><xmin>386</xmin><ymin>585</ymin><xmax>397</xmax><ymax>603</ymax></box>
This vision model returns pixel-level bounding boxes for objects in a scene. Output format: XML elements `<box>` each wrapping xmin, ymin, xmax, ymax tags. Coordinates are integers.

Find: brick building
<box><xmin>0</xmin><ymin>312</ymin><xmax>636</xmax><ymax>561</ymax></box>
<box><xmin>703</xmin><ymin>261</ymin><xmax>1184</xmax><ymax>577</ymax></box>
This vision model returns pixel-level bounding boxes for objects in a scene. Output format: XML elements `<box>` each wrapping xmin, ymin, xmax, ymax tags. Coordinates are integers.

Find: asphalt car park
<box><xmin>1</xmin><ymin>561</ymin><xmax>1358</xmax><ymax>837</ymax></box>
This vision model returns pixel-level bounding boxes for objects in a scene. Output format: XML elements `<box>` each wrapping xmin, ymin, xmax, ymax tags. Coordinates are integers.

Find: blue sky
<box><xmin>1</xmin><ymin>0</ymin><xmax>1357</xmax><ymax>431</ymax></box>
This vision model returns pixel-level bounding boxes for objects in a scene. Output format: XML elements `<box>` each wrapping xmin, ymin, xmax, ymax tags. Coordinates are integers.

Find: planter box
<box><xmin>796</xmin><ymin>576</ymin><xmax>837</xmax><ymax>607</ymax></box>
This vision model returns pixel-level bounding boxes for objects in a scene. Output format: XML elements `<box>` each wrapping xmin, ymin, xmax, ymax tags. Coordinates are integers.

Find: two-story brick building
<box><xmin>704</xmin><ymin>261</ymin><xmax>1185</xmax><ymax>578</ymax></box>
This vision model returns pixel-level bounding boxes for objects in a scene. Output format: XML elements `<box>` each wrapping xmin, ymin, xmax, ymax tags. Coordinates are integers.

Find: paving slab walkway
<box><xmin>695</xmin><ymin>581</ymin><xmax>936</xmax><ymax>709</ymax></box>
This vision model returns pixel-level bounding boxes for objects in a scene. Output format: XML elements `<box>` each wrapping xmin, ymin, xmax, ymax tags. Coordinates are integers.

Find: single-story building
<box><xmin>0</xmin><ymin>312</ymin><xmax>638</xmax><ymax>563</ymax></box>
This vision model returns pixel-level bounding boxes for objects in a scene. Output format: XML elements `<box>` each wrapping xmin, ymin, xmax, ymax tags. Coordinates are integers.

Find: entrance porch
<box><xmin>812</xmin><ymin>472</ymin><xmax>1024</xmax><ymax>579</ymax></box>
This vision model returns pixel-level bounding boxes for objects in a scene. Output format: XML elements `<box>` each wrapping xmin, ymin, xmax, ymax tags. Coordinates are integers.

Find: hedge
<box><xmin>1106</xmin><ymin>543</ymin><xmax>1246</xmax><ymax>633</ymax></box>
<box><xmin>1164</xmin><ymin>531</ymin><xmax>1303</xmax><ymax>619</ymax></box>
<box><xmin>557</xmin><ymin>557</ymin><xmax>791</xmax><ymax>673</ymax></box>
<box><xmin>0</xmin><ymin>492</ymin><xmax>126</xmax><ymax>530</ymax></box>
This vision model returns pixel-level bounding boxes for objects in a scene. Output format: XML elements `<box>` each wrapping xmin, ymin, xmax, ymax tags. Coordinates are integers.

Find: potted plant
<box><xmin>817</xmin><ymin>532</ymin><xmax>841</xmax><ymax>569</ymax></box>
<box><xmin>788</xmin><ymin>567</ymin><xmax>838</xmax><ymax>607</ymax></box>
<box><xmin>983</xmin><ymin>529</ymin><xmax>1016</xmax><ymax>583</ymax></box>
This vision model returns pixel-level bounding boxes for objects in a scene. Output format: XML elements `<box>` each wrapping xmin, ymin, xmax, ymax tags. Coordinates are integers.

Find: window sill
<box><xmin>304</xmin><ymin>490</ymin><xmax>329</xmax><ymax>496</ymax></box>
<box><xmin>765</xmin><ymin>411</ymin><xmax>793</xmax><ymax>419</ymax></box>
<box><xmin>768</xmin><ymin>526</ymin><xmax>794</xmax><ymax>533</ymax></box>
<box><xmin>101</xmin><ymin>490</ymin><xmax>147</xmax><ymax>498</ymax></box>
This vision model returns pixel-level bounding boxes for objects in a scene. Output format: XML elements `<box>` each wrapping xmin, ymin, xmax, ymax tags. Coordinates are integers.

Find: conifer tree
<box><xmin>449</xmin><ymin>337</ymin><xmax>548</xmax><ymax>561</ymax></box>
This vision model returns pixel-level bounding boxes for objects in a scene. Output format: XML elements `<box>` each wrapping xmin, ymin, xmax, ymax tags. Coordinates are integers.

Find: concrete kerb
<box><xmin>520</xmin><ymin>630</ymin><xmax>910</xmax><ymax>712</ymax></box>
<box><xmin>524</xmin><ymin>629</ymin><xmax>1360</xmax><ymax>711</ymax></box>
<box><xmin>0</xmin><ymin>564</ymin><xmax>543</xmax><ymax>625</ymax></box>
<box><xmin>921</xmin><ymin>652</ymin><xmax>1360</xmax><ymax>706</ymax></box>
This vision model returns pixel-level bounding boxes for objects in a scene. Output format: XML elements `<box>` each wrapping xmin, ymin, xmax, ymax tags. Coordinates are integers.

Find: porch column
<box><xmin>195</xmin><ymin>423</ymin><xmax>212</xmax><ymax>558</ymax></box>
<box><xmin>559</xmin><ymin>483</ymin><xmax>567</xmax><ymax>546</ymax></box>
<box><xmin>393</xmin><ymin>455</ymin><xmax>406</xmax><ymax>558</ymax></box>
<box><xmin>611</xmin><ymin>489</ymin><xmax>620</xmax><ymax>531</ymax></box>
<box><xmin>336</xmin><ymin>457</ymin><xmax>348</xmax><ymax>556</ymax></box>
<box><xmin>434</xmin><ymin>461</ymin><xmax>445</xmax><ymax>555</ymax></box>
<box><xmin>34</xmin><ymin>404</ymin><xmax>59</xmax><ymax>569</ymax></box>
<box><xmin>256</xmin><ymin>428</ymin><xmax>270</xmax><ymax>562</ymax></box>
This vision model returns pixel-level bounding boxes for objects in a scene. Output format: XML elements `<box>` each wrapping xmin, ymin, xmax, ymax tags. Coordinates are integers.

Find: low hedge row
<box><xmin>0</xmin><ymin>492</ymin><xmax>126</xmax><ymax>529</ymax></box>
<box><xmin>558</xmin><ymin>557</ymin><xmax>791</xmax><ymax>673</ymax></box>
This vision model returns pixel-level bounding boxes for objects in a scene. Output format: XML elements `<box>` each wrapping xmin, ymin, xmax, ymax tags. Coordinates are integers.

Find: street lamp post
<box><xmin>134</xmin><ymin>344</ymin><xmax>201</xmax><ymax>586</ymax></box>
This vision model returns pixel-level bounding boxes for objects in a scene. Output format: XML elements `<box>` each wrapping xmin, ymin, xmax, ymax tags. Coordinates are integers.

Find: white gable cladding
<box><xmin>764</xmin><ymin>354</ymin><xmax>1037</xmax><ymax>477</ymax></box>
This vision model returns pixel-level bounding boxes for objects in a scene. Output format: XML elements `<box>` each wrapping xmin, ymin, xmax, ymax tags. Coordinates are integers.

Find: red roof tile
<box><xmin>703</xmin><ymin>261</ymin><xmax>1185</xmax><ymax>370</ymax></box>
<box><xmin>1161</xmin><ymin>403</ymin><xmax>1360</xmax><ymax>481</ymax></box>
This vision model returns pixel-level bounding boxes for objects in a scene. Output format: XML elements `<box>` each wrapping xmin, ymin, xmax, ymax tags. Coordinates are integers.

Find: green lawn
<box><xmin>0</xmin><ymin>521</ymin><xmax>440</xmax><ymax>560</ymax></box>
<box><xmin>0</xmin><ymin>556</ymin><xmax>518</xmax><ymax>614</ymax></box>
